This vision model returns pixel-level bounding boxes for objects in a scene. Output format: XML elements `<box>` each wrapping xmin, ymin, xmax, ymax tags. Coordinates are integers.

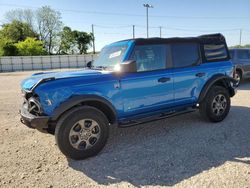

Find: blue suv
<box><xmin>20</xmin><ymin>34</ymin><xmax>236</xmax><ymax>160</ymax></box>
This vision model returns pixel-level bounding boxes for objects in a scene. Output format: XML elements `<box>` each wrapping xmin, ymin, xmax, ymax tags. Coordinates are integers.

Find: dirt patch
<box><xmin>0</xmin><ymin>71</ymin><xmax>249</xmax><ymax>188</ymax></box>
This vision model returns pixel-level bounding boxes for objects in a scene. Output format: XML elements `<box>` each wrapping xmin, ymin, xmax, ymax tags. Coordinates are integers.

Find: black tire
<box><xmin>55</xmin><ymin>106</ymin><xmax>109</xmax><ymax>160</ymax></box>
<box><xmin>199</xmin><ymin>86</ymin><xmax>231</xmax><ymax>122</ymax></box>
<box><xmin>234</xmin><ymin>70</ymin><xmax>242</xmax><ymax>87</ymax></box>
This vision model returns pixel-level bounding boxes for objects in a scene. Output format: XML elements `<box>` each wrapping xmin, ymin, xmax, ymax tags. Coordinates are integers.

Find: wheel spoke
<box><xmin>215</xmin><ymin>96</ymin><xmax>219</xmax><ymax>102</ymax></box>
<box><xmin>78</xmin><ymin>120</ymin><xmax>86</xmax><ymax>128</ymax></box>
<box><xmin>88</xmin><ymin>121</ymin><xmax>98</xmax><ymax>131</ymax></box>
<box><xmin>71</xmin><ymin>138</ymin><xmax>82</xmax><ymax>148</ymax></box>
<box><xmin>69</xmin><ymin>129</ymin><xmax>80</xmax><ymax>137</ymax></box>
<box><xmin>85</xmin><ymin>139</ymin><xmax>93</xmax><ymax>149</ymax></box>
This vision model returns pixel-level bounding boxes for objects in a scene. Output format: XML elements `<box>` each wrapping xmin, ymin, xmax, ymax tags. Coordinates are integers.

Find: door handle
<box><xmin>195</xmin><ymin>72</ymin><xmax>206</xmax><ymax>77</ymax></box>
<box><xmin>158</xmin><ymin>77</ymin><xmax>171</xmax><ymax>83</ymax></box>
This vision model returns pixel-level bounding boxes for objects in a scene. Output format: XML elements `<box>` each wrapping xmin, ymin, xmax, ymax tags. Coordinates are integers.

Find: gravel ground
<box><xmin>0</xmin><ymin>70</ymin><xmax>249</xmax><ymax>188</ymax></box>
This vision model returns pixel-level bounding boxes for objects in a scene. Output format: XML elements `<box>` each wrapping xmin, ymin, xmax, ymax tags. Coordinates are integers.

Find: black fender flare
<box><xmin>198</xmin><ymin>74</ymin><xmax>236</xmax><ymax>103</ymax></box>
<box><xmin>235</xmin><ymin>66</ymin><xmax>244</xmax><ymax>76</ymax></box>
<box><xmin>50</xmin><ymin>95</ymin><xmax>117</xmax><ymax>123</ymax></box>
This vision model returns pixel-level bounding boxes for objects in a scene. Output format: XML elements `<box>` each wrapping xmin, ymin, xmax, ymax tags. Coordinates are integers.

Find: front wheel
<box><xmin>55</xmin><ymin>106</ymin><xmax>109</xmax><ymax>160</ymax></box>
<box><xmin>199</xmin><ymin>86</ymin><xmax>231</xmax><ymax>122</ymax></box>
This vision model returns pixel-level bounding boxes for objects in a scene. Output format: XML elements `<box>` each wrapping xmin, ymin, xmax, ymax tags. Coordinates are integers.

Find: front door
<box><xmin>120</xmin><ymin>44</ymin><xmax>174</xmax><ymax>118</ymax></box>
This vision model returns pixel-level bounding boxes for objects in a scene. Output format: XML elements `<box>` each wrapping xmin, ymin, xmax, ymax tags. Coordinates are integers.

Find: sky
<box><xmin>0</xmin><ymin>0</ymin><xmax>250</xmax><ymax>51</ymax></box>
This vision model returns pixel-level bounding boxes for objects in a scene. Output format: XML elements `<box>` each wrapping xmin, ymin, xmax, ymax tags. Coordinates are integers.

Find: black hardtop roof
<box><xmin>120</xmin><ymin>33</ymin><xmax>227</xmax><ymax>45</ymax></box>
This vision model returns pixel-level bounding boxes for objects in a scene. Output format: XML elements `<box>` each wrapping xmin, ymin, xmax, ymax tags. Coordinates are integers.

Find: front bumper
<box><xmin>20</xmin><ymin>104</ymin><xmax>49</xmax><ymax>133</ymax></box>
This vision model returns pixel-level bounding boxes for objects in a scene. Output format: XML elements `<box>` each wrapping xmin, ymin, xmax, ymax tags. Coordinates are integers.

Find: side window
<box><xmin>130</xmin><ymin>44</ymin><xmax>167</xmax><ymax>72</ymax></box>
<box><xmin>171</xmin><ymin>43</ymin><xmax>199</xmax><ymax>68</ymax></box>
<box><xmin>204</xmin><ymin>44</ymin><xmax>228</xmax><ymax>61</ymax></box>
<box><xmin>237</xmin><ymin>50</ymin><xmax>250</xmax><ymax>59</ymax></box>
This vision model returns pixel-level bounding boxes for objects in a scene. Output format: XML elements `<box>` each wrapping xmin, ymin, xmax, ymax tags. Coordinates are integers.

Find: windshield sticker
<box><xmin>109</xmin><ymin>50</ymin><xmax>121</xmax><ymax>59</ymax></box>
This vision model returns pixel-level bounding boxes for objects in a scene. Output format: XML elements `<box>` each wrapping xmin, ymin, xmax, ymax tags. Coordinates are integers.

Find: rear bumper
<box><xmin>20</xmin><ymin>104</ymin><xmax>49</xmax><ymax>133</ymax></box>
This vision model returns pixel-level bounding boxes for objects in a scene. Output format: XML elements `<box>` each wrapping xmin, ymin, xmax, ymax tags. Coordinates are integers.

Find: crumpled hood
<box><xmin>21</xmin><ymin>69</ymin><xmax>107</xmax><ymax>91</ymax></box>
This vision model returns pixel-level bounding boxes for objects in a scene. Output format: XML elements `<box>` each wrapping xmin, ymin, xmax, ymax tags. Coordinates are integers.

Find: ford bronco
<box><xmin>20</xmin><ymin>34</ymin><xmax>236</xmax><ymax>160</ymax></box>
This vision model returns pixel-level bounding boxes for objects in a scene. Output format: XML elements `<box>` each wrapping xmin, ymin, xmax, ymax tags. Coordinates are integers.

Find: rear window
<box><xmin>204</xmin><ymin>44</ymin><xmax>228</xmax><ymax>61</ymax></box>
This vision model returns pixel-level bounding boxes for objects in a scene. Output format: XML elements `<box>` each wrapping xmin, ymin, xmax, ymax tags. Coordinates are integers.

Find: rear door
<box><xmin>236</xmin><ymin>49</ymin><xmax>250</xmax><ymax>76</ymax></box>
<box><xmin>171</xmin><ymin>43</ymin><xmax>205</xmax><ymax>106</ymax></box>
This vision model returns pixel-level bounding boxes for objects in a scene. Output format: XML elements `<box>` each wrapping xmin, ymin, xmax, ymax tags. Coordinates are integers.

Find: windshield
<box><xmin>93</xmin><ymin>44</ymin><xmax>128</xmax><ymax>70</ymax></box>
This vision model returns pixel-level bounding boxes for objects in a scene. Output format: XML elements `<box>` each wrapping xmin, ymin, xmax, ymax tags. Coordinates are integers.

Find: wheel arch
<box><xmin>51</xmin><ymin>95</ymin><xmax>117</xmax><ymax>125</ymax></box>
<box><xmin>198</xmin><ymin>74</ymin><xmax>236</xmax><ymax>103</ymax></box>
<box><xmin>235</xmin><ymin>67</ymin><xmax>243</xmax><ymax>77</ymax></box>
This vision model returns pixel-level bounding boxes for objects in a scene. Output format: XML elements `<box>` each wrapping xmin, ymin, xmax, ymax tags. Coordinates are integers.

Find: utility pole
<box><xmin>143</xmin><ymin>4</ymin><xmax>153</xmax><ymax>38</ymax></box>
<box><xmin>159</xmin><ymin>26</ymin><xmax>162</xmax><ymax>38</ymax></box>
<box><xmin>133</xmin><ymin>25</ymin><xmax>135</xmax><ymax>39</ymax></box>
<box><xmin>239</xmin><ymin>29</ymin><xmax>242</xmax><ymax>46</ymax></box>
<box><xmin>92</xmin><ymin>24</ymin><xmax>95</xmax><ymax>54</ymax></box>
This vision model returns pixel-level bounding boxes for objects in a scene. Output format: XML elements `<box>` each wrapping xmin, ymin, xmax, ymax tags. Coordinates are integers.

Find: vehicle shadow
<box><xmin>68</xmin><ymin>106</ymin><xmax>250</xmax><ymax>187</ymax></box>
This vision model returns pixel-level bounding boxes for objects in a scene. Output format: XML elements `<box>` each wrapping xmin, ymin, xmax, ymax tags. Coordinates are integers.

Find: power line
<box><xmin>1</xmin><ymin>3</ymin><xmax>250</xmax><ymax>20</ymax></box>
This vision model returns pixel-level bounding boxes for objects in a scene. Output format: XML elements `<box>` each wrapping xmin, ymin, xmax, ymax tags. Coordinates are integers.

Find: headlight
<box><xmin>28</xmin><ymin>97</ymin><xmax>42</xmax><ymax>115</ymax></box>
<box><xmin>21</xmin><ymin>89</ymin><xmax>32</xmax><ymax>101</ymax></box>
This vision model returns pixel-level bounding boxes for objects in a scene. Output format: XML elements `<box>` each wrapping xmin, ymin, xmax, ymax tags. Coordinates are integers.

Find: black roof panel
<box><xmin>129</xmin><ymin>33</ymin><xmax>227</xmax><ymax>45</ymax></box>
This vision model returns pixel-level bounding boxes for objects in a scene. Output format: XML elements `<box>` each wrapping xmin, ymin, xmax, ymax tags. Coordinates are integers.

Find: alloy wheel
<box><xmin>69</xmin><ymin>119</ymin><xmax>101</xmax><ymax>150</ymax></box>
<box><xmin>211</xmin><ymin>94</ymin><xmax>227</xmax><ymax>116</ymax></box>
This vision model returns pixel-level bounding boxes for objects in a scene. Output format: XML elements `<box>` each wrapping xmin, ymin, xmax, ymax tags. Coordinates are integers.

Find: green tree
<box><xmin>58</xmin><ymin>26</ymin><xmax>76</xmax><ymax>54</ymax></box>
<box><xmin>15</xmin><ymin>37</ymin><xmax>45</xmax><ymax>56</ymax></box>
<box><xmin>0</xmin><ymin>39</ymin><xmax>18</xmax><ymax>56</ymax></box>
<box><xmin>36</xmin><ymin>6</ymin><xmax>63</xmax><ymax>54</ymax></box>
<box><xmin>58</xmin><ymin>26</ymin><xmax>93</xmax><ymax>54</ymax></box>
<box><xmin>73</xmin><ymin>31</ymin><xmax>93</xmax><ymax>54</ymax></box>
<box><xmin>0</xmin><ymin>20</ymin><xmax>38</xmax><ymax>43</ymax></box>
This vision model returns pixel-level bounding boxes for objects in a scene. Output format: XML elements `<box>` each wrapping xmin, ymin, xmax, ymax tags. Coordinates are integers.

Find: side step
<box><xmin>119</xmin><ymin>108</ymin><xmax>196</xmax><ymax>127</ymax></box>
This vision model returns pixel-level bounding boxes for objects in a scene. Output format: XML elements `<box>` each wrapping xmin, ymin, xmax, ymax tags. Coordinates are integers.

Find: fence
<box><xmin>0</xmin><ymin>54</ymin><xmax>98</xmax><ymax>72</ymax></box>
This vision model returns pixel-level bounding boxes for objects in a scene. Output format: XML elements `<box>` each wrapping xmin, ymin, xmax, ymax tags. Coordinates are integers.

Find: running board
<box><xmin>119</xmin><ymin>108</ymin><xmax>196</xmax><ymax>127</ymax></box>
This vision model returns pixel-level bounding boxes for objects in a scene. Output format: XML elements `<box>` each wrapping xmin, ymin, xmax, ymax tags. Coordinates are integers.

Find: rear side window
<box><xmin>171</xmin><ymin>43</ymin><xmax>199</xmax><ymax>68</ymax></box>
<box><xmin>130</xmin><ymin>44</ymin><xmax>167</xmax><ymax>72</ymax></box>
<box><xmin>237</xmin><ymin>50</ymin><xmax>250</xmax><ymax>59</ymax></box>
<box><xmin>204</xmin><ymin>44</ymin><xmax>228</xmax><ymax>61</ymax></box>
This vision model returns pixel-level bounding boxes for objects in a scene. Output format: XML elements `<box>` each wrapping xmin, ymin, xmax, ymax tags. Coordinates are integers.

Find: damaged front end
<box><xmin>19</xmin><ymin>77</ymin><xmax>55</xmax><ymax>133</ymax></box>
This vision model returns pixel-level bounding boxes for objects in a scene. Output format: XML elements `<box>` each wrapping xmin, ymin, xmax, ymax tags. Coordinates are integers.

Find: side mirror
<box><xmin>86</xmin><ymin>61</ymin><xmax>92</xmax><ymax>68</ymax></box>
<box><xmin>119</xmin><ymin>60</ymin><xmax>137</xmax><ymax>73</ymax></box>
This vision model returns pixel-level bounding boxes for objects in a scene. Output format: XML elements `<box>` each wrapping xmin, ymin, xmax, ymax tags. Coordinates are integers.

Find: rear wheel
<box><xmin>199</xmin><ymin>86</ymin><xmax>231</xmax><ymax>122</ymax></box>
<box><xmin>55</xmin><ymin>106</ymin><xmax>109</xmax><ymax>160</ymax></box>
<box><xmin>234</xmin><ymin>70</ymin><xmax>242</xmax><ymax>87</ymax></box>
